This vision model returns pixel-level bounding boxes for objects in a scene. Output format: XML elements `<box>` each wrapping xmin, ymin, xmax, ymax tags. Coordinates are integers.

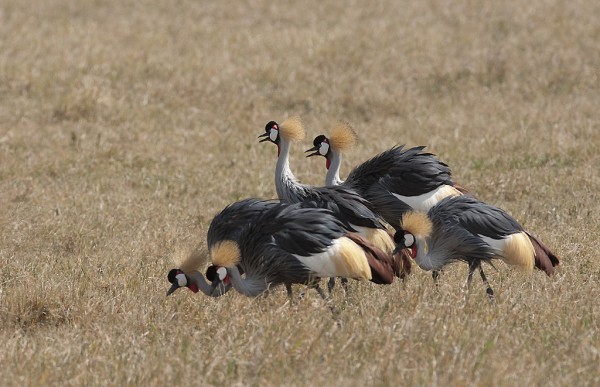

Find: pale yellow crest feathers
<box><xmin>401</xmin><ymin>211</ymin><xmax>433</xmax><ymax>238</ymax></box>
<box><xmin>173</xmin><ymin>246</ymin><xmax>209</xmax><ymax>274</ymax></box>
<box><xmin>279</xmin><ymin>116</ymin><xmax>306</xmax><ymax>142</ymax></box>
<box><xmin>329</xmin><ymin>122</ymin><xmax>358</xmax><ymax>152</ymax></box>
<box><xmin>210</xmin><ymin>240</ymin><xmax>242</xmax><ymax>267</ymax></box>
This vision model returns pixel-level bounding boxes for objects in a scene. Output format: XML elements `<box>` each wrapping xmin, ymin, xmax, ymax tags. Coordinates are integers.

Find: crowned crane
<box><xmin>166</xmin><ymin>198</ymin><xmax>278</xmax><ymax>297</ymax></box>
<box><xmin>305</xmin><ymin>123</ymin><xmax>468</xmax><ymax>218</ymax></box>
<box><xmin>259</xmin><ymin>117</ymin><xmax>404</xmax><ymax>289</ymax></box>
<box><xmin>170</xmin><ymin>200</ymin><xmax>400</xmax><ymax>299</ymax></box>
<box><xmin>392</xmin><ymin>195</ymin><xmax>560</xmax><ymax>298</ymax></box>
<box><xmin>305</xmin><ymin>123</ymin><xmax>468</xmax><ymax>279</ymax></box>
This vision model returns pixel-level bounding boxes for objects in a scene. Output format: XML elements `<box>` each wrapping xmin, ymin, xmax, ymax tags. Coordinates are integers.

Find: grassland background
<box><xmin>1</xmin><ymin>0</ymin><xmax>599</xmax><ymax>385</ymax></box>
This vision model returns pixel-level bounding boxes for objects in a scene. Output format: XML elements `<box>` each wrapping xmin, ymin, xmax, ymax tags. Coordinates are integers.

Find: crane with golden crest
<box><xmin>259</xmin><ymin>117</ymin><xmax>406</xmax><ymax>290</ymax></box>
<box><xmin>305</xmin><ymin>122</ymin><xmax>467</xmax><ymax>221</ymax></box>
<box><xmin>167</xmin><ymin>199</ymin><xmax>401</xmax><ymax>299</ymax></box>
<box><xmin>393</xmin><ymin>195</ymin><xmax>560</xmax><ymax>298</ymax></box>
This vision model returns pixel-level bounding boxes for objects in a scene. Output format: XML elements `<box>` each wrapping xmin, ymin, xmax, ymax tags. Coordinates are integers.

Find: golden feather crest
<box><xmin>329</xmin><ymin>122</ymin><xmax>357</xmax><ymax>152</ymax></box>
<box><xmin>210</xmin><ymin>240</ymin><xmax>241</xmax><ymax>267</ymax></box>
<box><xmin>173</xmin><ymin>245</ymin><xmax>209</xmax><ymax>274</ymax></box>
<box><xmin>401</xmin><ymin>211</ymin><xmax>433</xmax><ymax>238</ymax></box>
<box><xmin>279</xmin><ymin>116</ymin><xmax>306</xmax><ymax>142</ymax></box>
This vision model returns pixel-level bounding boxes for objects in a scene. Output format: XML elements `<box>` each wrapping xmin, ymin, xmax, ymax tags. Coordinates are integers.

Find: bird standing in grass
<box><xmin>305</xmin><ymin>123</ymin><xmax>467</xmax><ymax>219</ymax></box>
<box><xmin>393</xmin><ymin>195</ymin><xmax>560</xmax><ymax>298</ymax></box>
<box><xmin>166</xmin><ymin>198</ymin><xmax>278</xmax><ymax>297</ymax></box>
<box><xmin>259</xmin><ymin>118</ymin><xmax>404</xmax><ymax>290</ymax></box>
<box><xmin>169</xmin><ymin>200</ymin><xmax>400</xmax><ymax>299</ymax></box>
<box><xmin>305</xmin><ymin>123</ymin><xmax>468</xmax><ymax>278</ymax></box>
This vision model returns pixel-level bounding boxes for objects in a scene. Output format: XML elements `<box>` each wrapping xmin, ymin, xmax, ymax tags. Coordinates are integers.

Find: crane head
<box><xmin>259</xmin><ymin>121</ymin><xmax>279</xmax><ymax>143</ymax></box>
<box><xmin>204</xmin><ymin>265</ymin><xmax>232</xmax><ymax>296</ymax></box>
<box><xmin>305</xmin><ymin>135</ymin><xmax>330</xmax><ymax>159</ymax></box>
<box><xmin>393</xmin><ymin>231</ymin><xmax>418</xmax><ymax>258</ymax></box>
<box><xmin>259</xmin><ymin>118</ymin><xmax>305</xmax><ymax>156</ymax></box>
<box><xmin>166</xmin><ymin>268</ymin><xmax>199</xmax><ymax>296</ymax></box>
<box><xmin>259</xmin><ymin>121</ymin><xmax>281</xmax><ymax>156</ymax></box>
<box><xmin>206</xmin><ymin>265</ymin><xmax>231</xmax><ymax>286</ymax></box>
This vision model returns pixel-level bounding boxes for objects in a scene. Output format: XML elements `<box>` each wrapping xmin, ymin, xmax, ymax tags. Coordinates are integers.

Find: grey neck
<box><xmin>325</xmin><ymin>151</ymin><xmax>344</xmax><ymax>186</ymax></box>
<box><xmin>227</xmin><ymin>266</ymin><xmax>268</xmax><ymax>297</ymax></box>
<box><xmin>188</xmin><ymin>271</ymin><xmax>231</xmax><ymax>297</ymax></box>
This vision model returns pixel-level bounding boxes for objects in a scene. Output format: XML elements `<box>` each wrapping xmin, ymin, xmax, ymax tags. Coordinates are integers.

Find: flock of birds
<box><xmin>166</xmin><ymin>117</ymin><xmax>560</xmax><ymax>303</ymax></box>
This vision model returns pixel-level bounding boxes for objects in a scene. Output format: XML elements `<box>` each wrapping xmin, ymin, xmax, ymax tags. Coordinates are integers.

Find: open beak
<box><xmin>305</xmin><ymin>145</ymin><xmax>320</xmax><ymax>157</ymax></box>
<box><xmin>258</xmin><ymin>132</ymin><xmax>270</xmax><ymax>143</ymax></box>
<box><xmin>166</xmin><ymin>283</ymin><xmax>179</xmax><ymax>296</ymax></box>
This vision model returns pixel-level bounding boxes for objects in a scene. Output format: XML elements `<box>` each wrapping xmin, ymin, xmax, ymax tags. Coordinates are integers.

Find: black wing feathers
<box><xmin>207</xmin><ymin>198</ymin><xmax>278</xmax><ymax>248</ymax></box>
<box><xmin>430</xmin><ymin>196</ymin><xmax>523</xmax><ymax>239</ymax></box>
<box><xmin>345</xmin><ymin>145</ymin><xmax>454</xmax><ymax>197</ymax></box>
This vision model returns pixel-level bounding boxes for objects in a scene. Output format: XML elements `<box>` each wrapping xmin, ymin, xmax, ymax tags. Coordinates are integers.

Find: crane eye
<box><xmin>175</xmin><ymin>273</ymin><xmax>187</xmax><ymax>287</ymax></box>
<box><xmin>319</xmin><ymin>142</ymin><xmax>330</xmax><ymax>156</ymax></box>
<box><xmin>217</xmin><ymin>267</ymin><xmax>227</xmax><ymax>281</ymax></box>
<box><xmin>404</xmin><ymin>233</ymin><xmax>415</xmax><ymax>248</ymax></box>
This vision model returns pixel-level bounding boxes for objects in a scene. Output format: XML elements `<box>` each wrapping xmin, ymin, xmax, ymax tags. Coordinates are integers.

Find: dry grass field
<box><xmin>1</xmin><ymin>0</ymin><xmax>599</xmax><ymax>385</ymax></box>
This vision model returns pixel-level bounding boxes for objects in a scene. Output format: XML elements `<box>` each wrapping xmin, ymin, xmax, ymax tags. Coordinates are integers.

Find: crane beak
<box><xmin>209</xmin><ymin>278</ymin><xmax>224</xmax><ymax>297</ymax></box>
<box><xmin>258</xmin><ymin>132</ymin><xmax>270</xmax><ymax>142</ymax></box>
<box><xmin>166</xmin><ymin>283</ymin><xmax>179</xmax><ymax>296</ymax></box>
<box><xmin>304</xmin><ymin>145</ymin><xmax>320</xmax><ymax>157</ymax></box>
<box><xmin>392</xmin><ymin>246</ymin><xmax>403</xmax><ymax>256</ymax></box>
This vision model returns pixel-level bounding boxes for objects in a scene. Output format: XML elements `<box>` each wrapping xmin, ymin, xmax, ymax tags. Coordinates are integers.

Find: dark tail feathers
<box><xmin>526</xmin><ymin>231</ymin><xmax>560</xmax><ymax>276</ymax></box>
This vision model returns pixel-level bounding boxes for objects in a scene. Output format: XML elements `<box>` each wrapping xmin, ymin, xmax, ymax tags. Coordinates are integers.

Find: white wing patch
<box><xmin>293</xmin><ymin>237</ymin><xmax>371</xmax><ymax>280</ymax></box>
<box><xmin>394</xmin><ymin>185</ymin><xmax>460</xmax><ymax>212</ymax></box>
<box><xmin>480</xmin><ymin>233</ymin><xmax>534</xmax><ymax>271</ymax></box>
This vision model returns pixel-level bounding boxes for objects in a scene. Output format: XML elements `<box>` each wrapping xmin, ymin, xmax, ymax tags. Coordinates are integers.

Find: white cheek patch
<box><xmin>404</xmin><ymin>233</ymin><xmax>415</xmax><ymax>248</ymax></box>
<box><xmin>319</xmin><ymin>142</ymin><xmax>330</xmax><ymax>155</ymax></box>
<box><xmin>176</xmin><ymin>273</ymin><xmax>187</xmax><ymax>287</ymax></box>
<box><xmin>217</xmin><ymin>267</ymin><xmax>227</xmax><ymax>281</ymax></box>
<box><xmin>269</xmin><ymin>129</ymin><xmax>278</xmax><ymax>142</ymax></box>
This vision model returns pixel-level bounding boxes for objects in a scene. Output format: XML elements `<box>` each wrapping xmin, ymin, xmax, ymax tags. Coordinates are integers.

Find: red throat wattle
<box><xmin>189</xmin><ymin>283</ymin><xmax>199</xmax><ymax>293</ymax></box>
<box><xmin>410</xmin><ymin>245</ymin><xmax>417</xmax><ymax>259</ymax></box>
<box><xmin>326</xmin><ymin>158</ymin><xmax>331</xmax><ymax>170</ymax></box>
<box><xmin>277</xmin><ymin>145</ymin><xmax>280</xmax><ymax>157</ymax></box>
<box><xmin>224</xmin><ymin>276</ymin><xmax>230</xmax><ymax>286</ymax></box>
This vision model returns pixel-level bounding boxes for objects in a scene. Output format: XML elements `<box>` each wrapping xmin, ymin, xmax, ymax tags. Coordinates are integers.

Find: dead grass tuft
<box><xmin>1</xmin><ymin>0</ymin><xmax>599</xmax><ymax>385</ymax></box>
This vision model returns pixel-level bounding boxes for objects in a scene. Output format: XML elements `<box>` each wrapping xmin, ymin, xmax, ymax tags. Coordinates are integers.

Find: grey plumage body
<box><xmin>214</xmin><ymin>202</ymin><xmax>397</xmax><ymax>297</ymax></box>
<box><xmin>344</xmin><ymin>145</ymin><xmax>455</xmax><ymax>198</ymax></box>
<box><xmin>308</xmin><ymin>135</ymin><xmax>463</xmax><ymax>227</ymax></box>
<box><xmin>262</xmin><ymin>119</ymin><xmax>402</xmax><ymax>290</ymax></box>
<box><xmin>396</xmin><ymin>195</ymin><xmax>560</xmax><ymax>297</ymax></box>
<box><xmin>272</xmin><ymin>131</ymin><xmax>385</xmax><ymax>230</ymax></box>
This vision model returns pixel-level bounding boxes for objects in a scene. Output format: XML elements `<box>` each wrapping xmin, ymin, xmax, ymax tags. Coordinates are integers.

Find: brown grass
<box><xmin>1</xmin><ymin>0</ymin><xmax>599</xmax><ymax>385</ymax></box>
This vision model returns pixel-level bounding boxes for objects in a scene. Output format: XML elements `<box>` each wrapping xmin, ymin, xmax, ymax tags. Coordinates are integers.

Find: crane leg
<box><xmin>478</xmin><ymin>265</ymin><xmax>495</xmax><ymax>301</ymax></box>
<box><xmin>340</xmin><ymin>278</ymin><xmax>349</xmax><ymax>295</ymax></box>
<box><xmin>314</xmin><ymin>284</ymin><xmax>328</xmax><ymax>300</ymax></box>
<box><xmin>313</xmin><ymin>284</ymin><xmax>340</xmax><ymax>318</ymax></box>
<box><xmin>285</xmin><ymin>283</ymin><xmax>293</xmax><ymax>300</ymax></box>
<box><xmin>327</xmin><ymin>277</ymin><xmax>336</xmax><ymax>293</ymax></box>
<box><xmin>467</xmin><ymin>261</ymin><xmax>477</xmax><ymax>290</ymax></box>
<box><xmin>432</xmin><ymin>270</ymin><xmax>441</xmax><ymax>285</ymax></box>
